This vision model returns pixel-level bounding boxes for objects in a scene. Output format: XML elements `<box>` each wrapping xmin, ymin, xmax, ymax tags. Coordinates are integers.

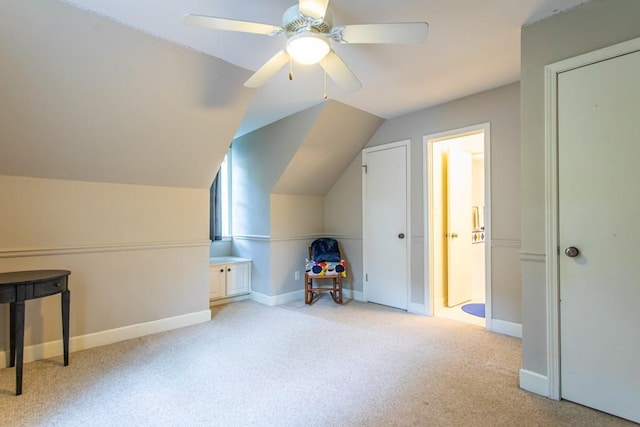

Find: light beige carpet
<box><xmin>0</xmin><ymin>297</ymin><xmax>634</xmax><ymax>426</ymax></box>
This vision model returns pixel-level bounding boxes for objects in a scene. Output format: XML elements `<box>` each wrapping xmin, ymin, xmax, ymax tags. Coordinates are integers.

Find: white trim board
<box><xmin>233</xmin><ymin>234</ymin><xmax>358</xmax><ymax>243</ymax></box>
<box><xmin>491</xmin><ymin>319</ymin><xmax>522</xmax><ymax>338</ymax></box>
<box><xmin>0</xmin><ymin>240</ymin><xmax>210</xmax><ymax>258</ymax></box>
<box><xmin>250</xmin><ymin>289</ymin><xmax>365</xmax><ymax>306</ymax></box>
<box><xmin>0</xmin><ymin>309</ymin><xmax>211</xmax><ymax>367</ymax></box>
<box><xmin>520</xmin><ymin>369</ymin><xmax>549</xmax><ymax>397</ymax></box>
<box><xmin>543</xmin><ymin>36</ymin><xmax>640</xmax><ymax>401</ymax></box>
<box><xmin>250</xmin><ymin>289</ymin><xmax>303</xmax><ymax>306</ymax></box>
<box><xmin>423</xmin><ymin>123</ymin><xmax>492</xmax><ymax>330</ymax></box>
<box><xmin>210</xmin><ymin>293</ymin><xmax>251</xmax><ymax>306</ymax></box>
<box><xmin>409</xmin><ymin>303</ymin><xmax>427</xmax><ymax>315</ymax></box>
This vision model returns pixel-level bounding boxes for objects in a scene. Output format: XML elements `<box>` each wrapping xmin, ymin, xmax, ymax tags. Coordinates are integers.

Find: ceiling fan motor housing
<box><xmin>282</xmin><ymin>5</ymin><xmax>332</xmax><ymax>36</ymax></box>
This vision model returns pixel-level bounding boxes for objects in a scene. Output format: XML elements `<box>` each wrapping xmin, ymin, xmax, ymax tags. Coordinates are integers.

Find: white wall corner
<box><xmin>491</xmin><ymin>319</ymin><xmax>522</xmax><ymax>338</ymax></box>
<box><xmin>519</xmin><ymin>369</ymin><xmax>551</xmax><ymax>398</ymax></box>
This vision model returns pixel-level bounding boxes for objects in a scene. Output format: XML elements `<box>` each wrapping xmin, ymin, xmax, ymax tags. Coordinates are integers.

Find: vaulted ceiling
<box><xmin>62</xmin><ymin>0</ymin><xmax>590</xmax><ymax>136</ymax></box>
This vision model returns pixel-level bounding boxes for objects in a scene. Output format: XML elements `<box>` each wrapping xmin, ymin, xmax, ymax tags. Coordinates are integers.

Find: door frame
<box><xmin>544</xmin><ymin>37</ymin><xmax>640</xmax><ymax>400</ymax></box>
<box><xmin>362</xmin><ymin>140</ymin><xmax>411</xmax><ymax>309</ymax></box>
<box><xmin>423</xmin><ymin>123</ymin><xmax>491</xmax><ymax>329</ymax></box>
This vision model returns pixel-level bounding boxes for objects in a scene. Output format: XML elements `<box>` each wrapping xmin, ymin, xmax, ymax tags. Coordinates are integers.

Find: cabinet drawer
<box><xmin>32</xmin><ymin>279</ymin><xmax>65</xmax><ymax>298</ymax></box>
<box><xmin>0</xmin><ymin>285</ymin><xmax>16</xmax><ymax>303</ymax></box>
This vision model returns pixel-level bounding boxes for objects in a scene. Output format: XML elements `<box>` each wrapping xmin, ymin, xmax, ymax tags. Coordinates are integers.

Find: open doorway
<box><xmin>424</xmin><ymin>123</ymin><xmax>490</xmax><ymax>328</ymax></box>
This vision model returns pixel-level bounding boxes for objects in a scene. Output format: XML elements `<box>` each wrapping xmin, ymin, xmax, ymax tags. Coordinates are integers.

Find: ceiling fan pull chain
<box><xmin>289</xmin><ymin>56</ymin><xmax>294</xmax><ymax>80</ymax></box>
<box><xmin>323</xmin><ymin>58</ymin><xmax>328</xmax><ymax>99</ymax></box>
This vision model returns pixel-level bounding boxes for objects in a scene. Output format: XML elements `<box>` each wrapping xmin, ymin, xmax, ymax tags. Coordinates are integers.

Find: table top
<box><xmin>0</xmin><ymin>270</ymin><xmax>71</xmax><ymax>286</ymax></box>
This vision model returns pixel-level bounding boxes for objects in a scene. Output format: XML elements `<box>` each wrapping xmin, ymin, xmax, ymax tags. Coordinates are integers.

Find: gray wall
<box><xmin>231</xmin><ymin>101</ymin><xmax>382</xmax><ymax>298</ymax></box>
<box><xmin>520</xmin><ymin>0</ymin><xmax>640</xmax><ymax>378</ymax></box>
<box><xmin>0</xmin><ymin>0</ymin><xmax>252</xmax><ymax>188</ymax></box>
<box><xmin>326</xmin><ymin>82</ymin><xmax>521</xmax><ymax>323</ymax></box>
<box><xmin>231</xmin><ymin>105</ymin><xmax>322</xmax><ymax>237</ymax></box>
<box><xmin>0</xmin><ymin>0</ymin><xmax>252</xmax><ymax>359</ymax></box>
<box><xmin>324</xmin><ymin>155</ymin><xmax>365</xmax><ymax>296</ymax></box>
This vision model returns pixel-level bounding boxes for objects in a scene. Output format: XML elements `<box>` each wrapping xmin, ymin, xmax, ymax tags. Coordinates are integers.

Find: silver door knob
<box><xmin>398</xmin><ymin>233</ymin><xmax>405</xmax><ymax>239</ymax></box>
<box><xmin>564</xmin><ymin>246</ymin><xmax>579</xmax><ymax>257</ymax></box>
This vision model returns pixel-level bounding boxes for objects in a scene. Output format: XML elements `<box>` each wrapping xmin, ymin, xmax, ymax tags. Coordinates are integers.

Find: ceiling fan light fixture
<box><xmin>286</xmin><ymin>33</ymin><xmax>330</xmax><ymax>65</ymax></box>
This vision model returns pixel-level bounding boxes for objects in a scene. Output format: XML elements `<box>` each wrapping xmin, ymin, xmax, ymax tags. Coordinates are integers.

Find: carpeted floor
<box><xmin>0</xmin><ymin>297</ymin><xmax>634</xmax><ymax>426</ymax></box>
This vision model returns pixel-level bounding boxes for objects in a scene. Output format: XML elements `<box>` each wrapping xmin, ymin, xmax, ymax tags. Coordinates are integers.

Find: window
<box><xmin>210</xmin><ymin>150</ymin><xmax>231</xmax><ymax>240</ymax></box>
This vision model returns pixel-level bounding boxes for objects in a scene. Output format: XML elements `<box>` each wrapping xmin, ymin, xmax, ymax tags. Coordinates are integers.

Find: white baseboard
<box><xmin>210</xmin><ymin>293</ymin><xmax>251</xmax><ymax>306</ymax></box>
<box><xmin>519</xmin><ymin>369</ymin><xmax>550</xmax><ymax>397</ymax></box>
<box><xmin>250</xmin><ymin>289</ymin><xmax>304</xmax><ymax>306</ymax></box>
<box><xmin>1</xmin><ymin>309</ymin><xmax>211</xmax><ymax>367</ymax></box>
<box><xmin>251</xmin><ymin>288</ymin><xmax>365</xmax><ymax>306</ymax></box>
<box><xmin>409</xmin><ymin>303</ymin><xmax>427</xmax><ymax>315</ymax></box>
<box><xmin>343</xmin><ymin>289</ymin><xmax>364</xmax><ymax>301</ymax></box>
<box><xmin>491</xmin><ymin>319</ymin><xmax>522</xmax><ymax>338</ymax></box>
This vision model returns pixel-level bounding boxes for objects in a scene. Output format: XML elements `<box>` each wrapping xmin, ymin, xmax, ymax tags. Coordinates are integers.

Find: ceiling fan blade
<box><xmin>299</xmin><ymin>0</ymin><xmax>330</xmax><ymax>20</ymax></box>
<box><xmin>319</xmin><ymin>51</ymin><xmax>362</xmax><ymax>91</ymax></box>
<box><xmin>184</xmin><ymin>14</ymin><xmax>282</xmax><ymax>36</ymax></box>
<box><xmin>244</xmin><ymin>50</ymin><xmax>291</xmax><ymax>88</ymax></box>
<box><xmin>338</xmin><ymin>22</ymin><xmax>428</xmax><ymax>44</ymax></box>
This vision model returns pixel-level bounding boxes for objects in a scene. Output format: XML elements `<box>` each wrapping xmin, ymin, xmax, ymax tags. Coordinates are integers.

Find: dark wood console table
<box><xmin>0</xmin><ymin>270</ymin><xmax>71</xmax><ymax>395</ymax></box>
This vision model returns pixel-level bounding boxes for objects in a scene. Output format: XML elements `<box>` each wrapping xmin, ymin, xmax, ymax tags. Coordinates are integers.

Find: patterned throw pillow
<box><xmin>305</xmin><ymin>259</ymin><xmax>347</xmax><ymax>277</ymax></box>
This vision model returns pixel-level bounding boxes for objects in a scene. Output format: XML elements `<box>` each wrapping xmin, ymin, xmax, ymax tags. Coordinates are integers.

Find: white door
<box><xmin>446</xmin><ymin>149</ymin><xmax>473</xmax><ymax>307</ymax></box>
<box><xmin>226</xmin><ymin>262</ymin><xmax>250</xmax><ymax>296</ymax></box>
<box><xmin>363</xmin><ymin>142</ymin><xmax>409</xmax><ymax>310</ymax></box>
<box><xmin>209</xmin><ymin>265</ymin><xmax>226</xmax><ymax>300</ymax></box>
<box><xmin>558</xmin><ymin>49</ymin><xmax>640</xmax><ymax>423</ymax></box>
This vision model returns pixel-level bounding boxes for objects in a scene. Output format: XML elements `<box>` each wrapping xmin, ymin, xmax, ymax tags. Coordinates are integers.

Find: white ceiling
<box><xmin>62</xmin><ymin>0</ymin><xmax>589</xmax><ymax>136</ymax></box>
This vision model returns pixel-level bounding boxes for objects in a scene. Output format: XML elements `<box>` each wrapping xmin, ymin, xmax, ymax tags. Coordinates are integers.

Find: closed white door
<box><xmin>446</xmin><ymin>149</ymin><xmax>473</xmax><ymax>307</ymax></box>
<box><xmin>226</xmin><ymin>262</ymin><xmax>250</xmax><ymax>296</ymax></box>
<box><xmin>363</xmin><ymin>142</ymin><xmax>409</xmax><ymax>310</ymax></box>
<box><xmin>558</xmin><ymin>49</ymin><xmax>640</xmax><ymax>423</ymax></box>
<box><xmin>209</xmin><ymin>265</ymin><xmax>226</xmax><ymax>300</ymax></box>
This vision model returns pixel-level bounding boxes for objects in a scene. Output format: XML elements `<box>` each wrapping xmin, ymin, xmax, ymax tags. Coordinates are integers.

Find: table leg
<box><xmin>14</xmin><ymin>301</ymin><xmax>25</xmax><ymax>396</ymax></box>
<box><xmin>9</xmin><ymin>302</ymin><xmax>16</xmax><ymax>368</ymax></box>
<box><xmin>61</xmin><ymin>289</ymin><xmax>70</xmax><ymax>366</ymax></box>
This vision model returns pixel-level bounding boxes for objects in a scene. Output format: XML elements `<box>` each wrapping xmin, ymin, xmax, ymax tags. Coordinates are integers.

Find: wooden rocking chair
<box><xmin>304</xmin><ymin>238</ymin><xmax>346</xmax><ymax>305</ymax></box>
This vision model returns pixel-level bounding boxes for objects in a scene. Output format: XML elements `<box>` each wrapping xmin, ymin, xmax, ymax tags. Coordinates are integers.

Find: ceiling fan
<box><xmin>184</xmin><ymin>0</ymin><xmax>428</xmax><ymax>91</ymax></box>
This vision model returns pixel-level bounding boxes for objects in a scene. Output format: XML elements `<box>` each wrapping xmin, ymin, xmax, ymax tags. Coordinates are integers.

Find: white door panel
<box><xmin>447</xmin><ymin>150</ymin><xmax>473</xmax><ymax>307</ymax></box>
<box><xmin>363</xmin><ymin>143</ymin><xmax>409</xmax><ymax>310</ymax></box>
<box><xmin>559</xmin><ymin>49</ymin><xmax>640</xmax><ymax>423</ymax></box>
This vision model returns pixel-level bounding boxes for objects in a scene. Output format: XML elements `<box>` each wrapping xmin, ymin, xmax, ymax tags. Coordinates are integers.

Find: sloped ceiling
<box><xmin>60</xmin><ymin>0</ymin><xmax>591</xmax><ymax>136</ymax></box>
<box><xmin>0</xmin><ymin>0</ymin><xmax>253</xmax><ymax>188</ymax></box>
<box><xmin>273</xmin><ymin>100</ymin><xmax>383</xmax><ymax>195</ymax></box>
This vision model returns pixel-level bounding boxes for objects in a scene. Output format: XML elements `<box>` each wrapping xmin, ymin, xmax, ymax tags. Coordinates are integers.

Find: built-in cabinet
<box><xmin>209</xmin><ymin>257</ymin><xmax>251</xmax><ymax>304</ymax></box>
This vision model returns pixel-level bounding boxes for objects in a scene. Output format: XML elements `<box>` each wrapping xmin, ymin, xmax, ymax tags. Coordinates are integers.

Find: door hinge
<box><xmin>362</xmin><ymin>165</ymin><xmax>367</xmax><ymax>173</ymax></box>
<box><xmin>365</xmin><ymin>273</ymin><xmax>368</xmax><ymax>282</ymax></box>
<box><xmin>557</xmin><ymin>246</ymin><xmax>560</xmax><ymax>256</ymax></box>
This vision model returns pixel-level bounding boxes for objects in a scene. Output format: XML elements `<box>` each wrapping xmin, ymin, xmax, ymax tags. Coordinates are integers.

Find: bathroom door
<box><xmin>558</xmin><ymin>49</ymin><xmax>640</xmax><ymax>423</ymax></box>
<box><xmin>447</xmin><ymin>149</ymin><xmax>472</xmax><ymax>307</ymax></box>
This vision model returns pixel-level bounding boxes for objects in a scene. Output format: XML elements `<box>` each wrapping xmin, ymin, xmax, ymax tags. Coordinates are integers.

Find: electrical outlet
<box><xmin>294</xmin><ymin>271</ymin><xmax>300</xmax><ymax>281</ymax></box>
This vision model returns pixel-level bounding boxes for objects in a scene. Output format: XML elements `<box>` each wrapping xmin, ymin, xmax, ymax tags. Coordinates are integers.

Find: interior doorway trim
<box><xmin>423</xmin><ymin>123</ymin><xmax>491</xmax><ymax>330</ymax></box>
<box><xmin>544</xmin><ymin>36</ymin><xmax>640</xmax><ymax>401</ymax></box>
